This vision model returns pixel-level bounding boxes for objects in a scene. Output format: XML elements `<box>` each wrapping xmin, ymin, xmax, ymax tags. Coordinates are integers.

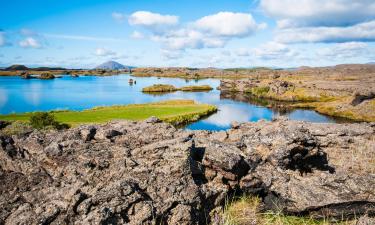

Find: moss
<box><xmin>247</xmin><ymin>86</ymin><xmax>270</xmax><ymax>96</ymax></box>
<box><xmin>142</xmin><ymin>84</ymin><xmax>178</xmax><ymax>92</ymax></box>
<box><xmin>179</xmin><ymin>85</ymin><xmax>213</xmax><ymax>92</ymax></box>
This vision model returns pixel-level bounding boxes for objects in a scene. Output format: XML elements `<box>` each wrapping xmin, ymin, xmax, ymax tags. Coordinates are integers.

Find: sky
<box><xmin>1</xmin><ymin>0</ymin><xmax>375</xmax><ymax>69</ymax></box>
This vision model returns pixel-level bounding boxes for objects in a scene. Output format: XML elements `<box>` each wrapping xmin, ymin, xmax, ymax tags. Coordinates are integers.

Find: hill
<box><xmin>95</xmin><ymin>61</ymin><xmax>131</xmax><ymax>70</ymax></box>
<box><xmin>5</xmin><ymin>64</ymin><xmax>29</xmax><ymax>71</ymax></box>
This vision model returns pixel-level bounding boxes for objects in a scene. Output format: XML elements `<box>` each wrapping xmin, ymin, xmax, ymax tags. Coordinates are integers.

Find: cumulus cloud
<box><xmin>128</xmin><ymin>11</ymin><xmax>264</xmax><ymax>55</ymax></box>
<box><xmin>316</xmin><ymin>42</ymin><xmax>370</xmax><ymax>58</ymax></box>
<box><xmin>130</xmin><ymin>31</ymin><xmax>144</xmax><ymax>39</ymax></box>
<box><xmin>261</xmin><ymin>0</ymin><xmax>375</xmax><ymax>28</ymax></box>
<box><xmin>261</xmin><ymin>0</ymin><xmax>375</xmax><ymax>44</ymax></box>
<box><xmin>112</xmin><ymin>12</ymin><xmax>126</xmax><ymax>22</ymax></box>
<box><xmin>275</xmin><ymin>20</ymin><xmax>375</xmax><ymax>43</ymax></box>
<box><xmin>19</xmin><ymin>37</ymin><xmax>42</xmax><ymax>48</ymax></box>
<box><xmin>94</xmin><ymin>48</ymin><xmax>116</xmax><ymax>56</ymax></box>
<box><xmin>254</xmin><ymin>42</ymin><xmax>298</xmax><ymax>60</ymax></box>
<box><xmin>128</xmin><ymin>11</ymin><xmax>179</xmax><ymax>32</ymax></box>
<box><xmin>195</xmin><ymin>12</ymin><xmax>262</xmax><ymax>37</ymax></box>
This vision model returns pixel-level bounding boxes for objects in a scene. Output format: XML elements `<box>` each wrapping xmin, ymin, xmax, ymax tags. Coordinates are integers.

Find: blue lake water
<box><xmin>0</xmin><ymin>74</ymin><xmax>341</xmax><ymax>130</ymax></box>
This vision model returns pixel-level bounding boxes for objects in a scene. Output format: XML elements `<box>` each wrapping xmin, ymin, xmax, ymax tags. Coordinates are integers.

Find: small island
<box><xmin>142</xmin><ymin>84</ymin><xmax>213</xmax><ymax>93</ymax></box>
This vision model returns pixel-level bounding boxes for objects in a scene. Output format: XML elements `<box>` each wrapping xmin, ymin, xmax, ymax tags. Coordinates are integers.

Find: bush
<box><xmin>29</xmin><ymin>112</ymin><xmax>60</xmax><ymax>129</ymax></box>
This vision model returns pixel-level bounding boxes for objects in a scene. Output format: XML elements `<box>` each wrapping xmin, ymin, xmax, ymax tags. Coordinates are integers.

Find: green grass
<box><xmin>223</xmin><ymin>195</ymin><xmax>356</xmax><ymax>225</ymax></box>
<box><xmin>0</xmin><ymin>100</ymin><xmax>217</xmax><ymax>126</ymax></box>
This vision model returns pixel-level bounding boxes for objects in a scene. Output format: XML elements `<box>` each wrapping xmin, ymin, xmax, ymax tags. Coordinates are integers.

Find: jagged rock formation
<box><xmin>0</xmin><ymin>119</ymin><xmax>374</xmax><ymax>224</ymax></box>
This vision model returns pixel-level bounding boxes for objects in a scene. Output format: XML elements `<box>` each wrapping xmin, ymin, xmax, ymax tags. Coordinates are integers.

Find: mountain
<box><xmin>95</xmin><ymin>61</ymin><xmax>131</xmax><ymax>70</ymax></box>
<box><xmin>367</xmin><ymin>62</ymin><xmax>375</xmax><ymax>65</ymax></box>
<box><xmin>5</xmin><ymin>64</ymin><xmax>29</xmax><ymax>71</ymax></box>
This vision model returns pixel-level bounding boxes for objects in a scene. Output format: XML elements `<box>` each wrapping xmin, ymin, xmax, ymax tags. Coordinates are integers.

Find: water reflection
<box><xmin>0</xmin><ymin>88</ymin><xmax>8</xmax><ymax>108</ymax></box>
<box><xmin>0</xmin><ymin>74</ymin><xmax>345</xmax><ymax>131</ymax></box>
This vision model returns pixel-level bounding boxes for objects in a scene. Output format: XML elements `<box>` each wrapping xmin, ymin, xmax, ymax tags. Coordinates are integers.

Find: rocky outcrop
<box><xmin>39</xmin><ymin>72</ymin><xmax>55</xmax><ymax>80</ymax></box>
<box><xmin>0</xmin><ymin>119</ymin><xmax>374</xmax><ymax>224</ymax></box>
<box><xmin>352</xmin><ymin>90</ymin><xmax>375</xmax><ymax>106</ymax></box>
<box><xmin>269</xmin><ymin>80</ymin><xmax>295</xmax><ymax>95</ymax></box>
<box><xmin>218</xmin><ymin>79</ymin><xmax>259</xmax><ymax>92</ymax></box>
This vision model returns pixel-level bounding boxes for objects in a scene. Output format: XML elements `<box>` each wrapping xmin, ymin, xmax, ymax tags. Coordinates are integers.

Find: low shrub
<box><xmin>29</xmin><ymin>112</ymin><xmax>69</xmax><ymax>130</ymax></box>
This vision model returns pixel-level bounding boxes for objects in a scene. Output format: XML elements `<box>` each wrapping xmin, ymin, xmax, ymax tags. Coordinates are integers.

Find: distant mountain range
<box><xmin>3</xmin><ymin>64</ymin><xmax>67</xmax><ymax>71</ymax></box>
<box><xmin>367</xmin><ymin>62</ymin><xmax>375</xmax><ymax>65</ymax></box>
<box><xmin>94</xmin><ymin>61</ymin><xmax>133</xmax><ymax>70</ymax></box>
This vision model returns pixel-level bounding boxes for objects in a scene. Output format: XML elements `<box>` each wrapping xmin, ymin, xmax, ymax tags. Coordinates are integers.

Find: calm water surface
<box><xmin>0</xmin><ymin>74</ymin><xmax>340</xmax><ymax>130</ymax></box>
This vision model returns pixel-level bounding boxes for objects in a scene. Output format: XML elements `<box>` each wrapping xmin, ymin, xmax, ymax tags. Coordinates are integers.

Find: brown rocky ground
<box><xmin>218</xmin><ymin>65</ymin><xmax>375</xmax><ymax>122</ymax></box>
<box><xmin>0</xmin><ymin>118</ymin><xmax>374</xmax><ymax>224</ymax></box>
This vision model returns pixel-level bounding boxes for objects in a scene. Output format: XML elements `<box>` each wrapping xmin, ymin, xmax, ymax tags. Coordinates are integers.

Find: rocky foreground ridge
<box><xmin>1</xmin><ymin>118</ymin><xmax>374</xmax><ymax>224</ymax></box>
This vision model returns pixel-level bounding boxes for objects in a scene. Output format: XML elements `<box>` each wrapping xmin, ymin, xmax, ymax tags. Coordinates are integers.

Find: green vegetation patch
<box><xmin>223</xmin><ymin>195</ymin><xmax>355</xmax><ymax>225</ymax></box>
<box><xmin>245</xmin><ymin>86</ymin><xmax>270</xmax><ymax>97</ymax></box>
<box><xmin>0</xmin><ymin>100</ymin><xmax>217</xmax><ymax>126</ymax></box>
<box><xmin>179</xmin><ymin>85</ymin><xmax>213</xmax><ymax>92</ymax></box>
<box><xmin>142</xmin><ymin>84</ymin><xmax>214</xmax><ymax>93</ymax></box>
<box><xmin>142</xmin><ymin>84</ymin><xmax>178</xmax><ymax>92</ymax></box>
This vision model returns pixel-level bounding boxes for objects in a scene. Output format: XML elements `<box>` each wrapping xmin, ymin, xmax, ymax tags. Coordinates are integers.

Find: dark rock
<box><xmin>145</xmin><ymin>116</ymin><xmax>161</xmax><ymax>124</ymax></box>
<box><xmin>0</xmin><ymin>121</ymin><xmax>10</xmax><ymax>129</ymax></box>
<box><xmin>352</xmin><ymin>91</ymin><xmax>375</xmax><ymax>106</ymax></box>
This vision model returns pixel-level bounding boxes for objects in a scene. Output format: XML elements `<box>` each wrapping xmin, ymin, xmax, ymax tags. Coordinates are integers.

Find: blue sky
<box><xmin>1</xmin><ymin>0</ymin><xmax>375</xmax><ymax>68</ymax></box>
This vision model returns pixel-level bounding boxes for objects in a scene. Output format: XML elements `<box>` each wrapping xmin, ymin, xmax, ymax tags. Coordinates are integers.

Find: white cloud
<box><xmin>128</xmin><ymin>11</ymin><xmax>264</xmax><ymax>54</ymax></box>
<box><xmin>44</xmin><ymin>33</ymin><xmax>126</xmax><ymax>42</ymax></box>
<box><xmin>261</xmin><ymin>0</ymin><xmax>375</xmax><ymax>28</ymax></box>
<box><xmin>195</xmin><ymin>12</ymin><xmax>261</xmax><ymax>37</ymax></box>
<box><xmin>130</xmin><ymin>31</ymin><xmax>144</xmax><ymax>39</ymax></box>
<box><xmin>317</xmin><ymin>42</ymin><xmax>369</xmax><ymax>58</ymax></box>
<box><xmin>254</xmin><ymin>42</ymin><xmax>298</xmax><ymax>60</ymax></box>
<box><xmin>19</xmin><ymin>37</ymin><xmax>42</xmax><ymax>48</ymax></box>
<box><xmin>161</xmin><ymin>49</ymin><xmax>183</xmax><ymax>60</ymax></box>
<box><xmin>20</xmin><ymin>28</ymin><xmax>38</xmax><ymax>36</ymax></box>
<box><xmin>151</xmin><ymin>28</ymin><xmax>225</xmax><ymax>50</ymax></box>
<box><xmin>235</xmin><ymin>48</ymin><xmax>252</xmax><ymax>57</ymax></box>
<box><xmin>128</xmin><ymin>11</ymin><xmax>179</xmax><ymax>32</ymax></box>
<box><xmin>94</xmin><ymin>48</ymin><xmax>116</xmax><ymax>56</ymax></box>
<box><xmin>0</xmin><ymin>32</ymin><xmax>6</xmax><ymax>47</ymax></box>
<box><xmin>275</xmin><ymin>20</ymin><xmax>375</xmax><ymax>43</ymax></box>
<box><xmin>112</xmin><ymin>12</ymin><xmax>126</xmax><ymax>22</ymax></box>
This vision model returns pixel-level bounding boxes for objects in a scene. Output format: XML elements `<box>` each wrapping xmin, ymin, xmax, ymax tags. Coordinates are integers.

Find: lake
<box><xmin>0</xmin><ymin>74</ymin><xmax>341</xmax><ymax>130</ymax></box>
